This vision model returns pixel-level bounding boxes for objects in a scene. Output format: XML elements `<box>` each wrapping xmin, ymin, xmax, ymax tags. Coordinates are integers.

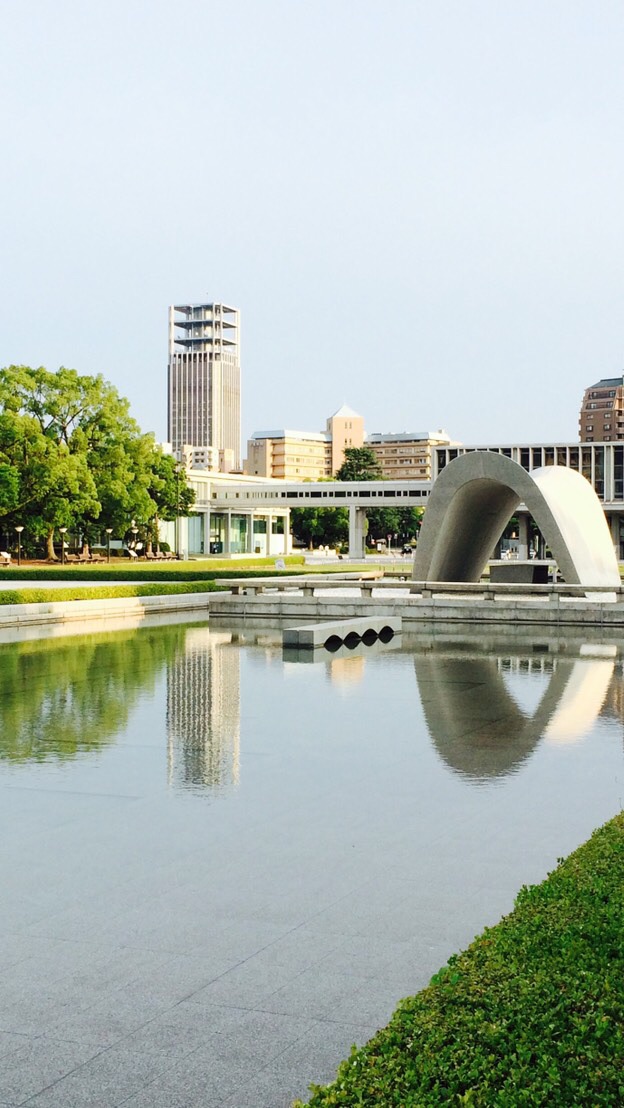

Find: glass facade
<box><xmin>433</xmin><ymin>442</ymin><xmax>624</xmax><ymax>504</ymax></box>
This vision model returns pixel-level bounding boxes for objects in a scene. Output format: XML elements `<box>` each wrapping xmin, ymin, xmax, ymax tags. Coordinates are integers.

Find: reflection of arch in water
<box><xmin>414</xmin><ymin>452</ymin><xmax>620</xmax><ymax>586</ymax></box>
<box><xmin>414</xmin><ymin>651</ymin><xmax>615</xmax><ymax>781</ymax></box>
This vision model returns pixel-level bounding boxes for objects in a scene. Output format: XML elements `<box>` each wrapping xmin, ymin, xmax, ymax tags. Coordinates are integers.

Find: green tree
<box><xmin>366</xmin><ymin>506</ymin><xmax>424</xmax><ymax>545</ymax></box>
<box><xmin>0</xmin><ymin>461</ymin><xmax>19</xmax><ymax>515</ymax></box>
<box><xmin>0</xmin><ymin>366</ymin><xmax>195</xmax><ymax>558</ymax></box>
<box><xmin>144</xmin><ymin>453</ymin><xmax>195</xmax><ymax>552</ymax></box>
<box><xmin>335</xmin><ymin>446</ymin><xmax>382</xmax><ymax>481</ymax></box>
<box><xmin>290</xmin><ymin>506</ymin><xmax>349</xmax><ymax>550</ymax></box>
<box><xmin>0</xmin><ymin>399</ymin><xmax>99</xmax><ymax>557</ymax></box>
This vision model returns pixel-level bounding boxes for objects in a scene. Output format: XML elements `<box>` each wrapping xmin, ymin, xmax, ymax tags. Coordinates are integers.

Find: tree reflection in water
<box><xmin>0</xmin><ymin>625</ymin><xmax>188</xmax><ymax>763</ymax></box>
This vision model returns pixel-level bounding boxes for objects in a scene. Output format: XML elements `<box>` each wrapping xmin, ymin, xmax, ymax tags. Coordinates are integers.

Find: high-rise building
<box><xmin>168</xmin><ymin>302</ymin><xmax>241</xmax><ymax>468</ymax></box>
<box><xmin>579</xmin><ymin>376</ymin><xmax>624</xmax><ymax>442</ymax></box>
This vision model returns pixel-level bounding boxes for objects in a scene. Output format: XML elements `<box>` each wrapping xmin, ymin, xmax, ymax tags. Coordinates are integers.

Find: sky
<box><xmin>2</xmin><ymin>0</ymin><xmax>624</xmax><ymax>449</ymax></box>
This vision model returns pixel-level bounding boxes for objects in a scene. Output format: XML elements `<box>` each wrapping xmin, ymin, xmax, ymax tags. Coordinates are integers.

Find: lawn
<box><xmin>295</xmin><ymin>813</ymin><xmax>624</xmax><ymax>1107</ymax></box>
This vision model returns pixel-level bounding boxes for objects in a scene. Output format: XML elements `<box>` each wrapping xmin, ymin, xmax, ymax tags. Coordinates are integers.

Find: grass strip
<box><xmin>0</xmin><ymin>582</ymin><xmax>218</xmax><ymax>605</ymax></box>
<box><xmin>295</xmin><ymin>813</ymin><xmax>624</xmax><ymax>1107</ymax></box>
<box><xmin>0</xmin><ymin>560</ymin><xmax>372</xmax><ymax>584</ymax></box>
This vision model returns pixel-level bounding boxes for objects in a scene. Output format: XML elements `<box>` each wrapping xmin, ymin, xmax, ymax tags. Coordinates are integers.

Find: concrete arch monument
<box><xmin>413</xmin><ymin>452</ymin><xmax>620</xmax><ymax>586</ymax></box>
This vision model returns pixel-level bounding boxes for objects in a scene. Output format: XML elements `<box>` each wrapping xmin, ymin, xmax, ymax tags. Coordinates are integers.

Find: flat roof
<box><xmin>250</xmin><ymin>430</ymin><xmax>329</xmax><ymax>442</ymax></box>
<box><xmin>367</xmin><ymin>431</ymin><xmax>451</xmax><ymax>443</ymax></box>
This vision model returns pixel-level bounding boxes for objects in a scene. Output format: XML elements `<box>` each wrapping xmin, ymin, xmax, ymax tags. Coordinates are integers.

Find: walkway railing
<box><xmin>218</xmin><ymin>576</ymin><xmax>623</xmax><ymax>602</ymax></box>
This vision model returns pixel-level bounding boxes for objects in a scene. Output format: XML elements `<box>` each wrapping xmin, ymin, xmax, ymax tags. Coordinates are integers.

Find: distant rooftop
<box><xmin>250</xmin><ymin>429</ymin><xmax>329</xmax><ymax>442</ymax></box>
<box><xmin>329</xmin><ymin>403</ymin><xmax>362</xmax><ymax>419</ymax></box>
<box><xmin>586</xmin><ymin>376</ymin><xmax>624</xmax><ymax>389</ymax></box>
<box><xmin>367</xmin><ymin>430</ymin><xmax>452</xmax><ymax>443</ymax></box>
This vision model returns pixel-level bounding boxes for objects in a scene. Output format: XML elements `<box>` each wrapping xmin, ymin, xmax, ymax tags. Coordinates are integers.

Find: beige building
<box><xmin>327</xmin><ymin>404</ymin><xmax>365</xmax><ymax>473</ymax></box>
<box><xmin>245</xmin><ymin>429</ymin><xmax>330</xmax><ymax>480</ymax></box>
<box><xmin>579</xmin><ymin>376</ymin><xmax>624</xmax><ymax>442</ymax></box>
<box><xmin>367</xmin><ymin>430</ymin><xmax>453</xmax><ymax>480</ymax></box>
<box><xmin>245</xmin><ymin>404</ymin><xmax>364</xmax><ymax>480</ymax></box>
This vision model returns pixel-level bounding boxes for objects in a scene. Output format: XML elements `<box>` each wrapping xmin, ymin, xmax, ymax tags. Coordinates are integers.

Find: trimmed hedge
<box><xmin>0</xmin><ymin>568</ymin><xmax>304</xmax><ymax>583</ymax></box>
<box><xmin>295</xmin><ymin>813</ymin><xmax>624</xmax><ymax>1107</ymax></box>
<box><xmin>0</xmin><ymin>581</ymin><xmax>218</xmax><ymax>605</ymax></box>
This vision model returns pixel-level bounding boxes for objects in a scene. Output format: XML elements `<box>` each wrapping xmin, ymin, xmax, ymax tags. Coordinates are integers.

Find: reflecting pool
<box><xmin>0</xmin><ymin>617</ymin><xmax>622</xmax><ymax>1107</ymax></box>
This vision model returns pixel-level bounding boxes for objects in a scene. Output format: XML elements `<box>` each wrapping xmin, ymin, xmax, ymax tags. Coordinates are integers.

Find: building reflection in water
<box><xmin>166</xmin><ymin>628</ymin><xmax>240</xmax><ymax>794</ymax></box>
<box><xmin>201</xmin><ymin>625</ymin><xmax>622</xmax><ymax>789</ymax></box>
<box><xmin>282</xmin><ymin>632</ymin><xmax>401</xmax><ymax>689</ymax></box>
<box><xmin>414</xmin><ymin>640</ymin><xmax>618</xmax><ymax>783</ymax></box>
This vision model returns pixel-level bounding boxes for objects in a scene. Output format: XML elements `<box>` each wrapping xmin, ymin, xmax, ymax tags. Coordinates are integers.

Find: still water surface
<box><xmin>0</xmin><ymin>618</ymin><xmax>622</xmax><ymax>1105</ymax></box>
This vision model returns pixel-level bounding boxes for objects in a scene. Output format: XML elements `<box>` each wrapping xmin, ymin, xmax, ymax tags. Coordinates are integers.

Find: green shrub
<box><xmin>295</xmin><ymin>813</ymin><xmax>624</xmax><ymax>1107</ymax></box>
<box><xmin>0</xmin><ymin>582</ymin><xmax>217</xmax><ymax>605</ymax></box>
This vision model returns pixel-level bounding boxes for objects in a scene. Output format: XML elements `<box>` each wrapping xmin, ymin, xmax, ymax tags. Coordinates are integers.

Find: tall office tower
<box><xmin>168</xmin><ymin>302</ymin><xmax>241</xmax><ymax>469</ymax></box>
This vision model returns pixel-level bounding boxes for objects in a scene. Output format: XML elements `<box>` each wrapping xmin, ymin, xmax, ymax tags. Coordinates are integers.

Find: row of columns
<box><xmin>203</xmin><ymin>509</ymin><xmax>290</xmax><ymax>556</ymax></box>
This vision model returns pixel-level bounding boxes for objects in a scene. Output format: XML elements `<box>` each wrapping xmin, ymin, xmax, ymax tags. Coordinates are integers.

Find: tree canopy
<box><xmin>335</xmin><ymin>446</ymin><xmax>382</xmax><ymax>482</ymax></box>
<box><xmin>290</xmin><ymin>506</ymin><xmax>349</xmax><ymax>550</ymax></box>
<box><xmin>0</xmin><ymin>365</ymin><xmax>194</xmax><ymax>557</ymax></box>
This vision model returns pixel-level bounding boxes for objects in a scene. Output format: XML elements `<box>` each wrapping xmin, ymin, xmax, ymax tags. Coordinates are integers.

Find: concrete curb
<box><xmin>0</xmin><ymin>591</ymin><xmax>211</xmax><ymax>629</ymax></box>
<box><xmin>208</xmin><ymin>592</ymin><xmax>624</xmax><ymax>628</ymax></box>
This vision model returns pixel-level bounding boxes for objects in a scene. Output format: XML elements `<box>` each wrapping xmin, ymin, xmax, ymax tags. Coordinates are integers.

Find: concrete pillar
<box><xmin>349</xmin><ymin>506</ymin><xmax>366</xmax><ymax>559</ymax></box>
<box><xmin>225</xmin><ymin>512</ymin><xmax>231</xmax><ymax>554</ymax></box>
<box><xmin>180</xmin><ymin>517</ymin><xmax>189</xmax><ymax>561</ymax></box>
<box><xmin>284</xmin><ymin>510</ymin><xmax>291</xmax><ymax>554</ymax></box>
<box><xmin>266</xmin><ymin>514</ymin><xmax>273</xmax><ymax>557</ymax></box>
<box><xmin>609</xmin><ymin>514</ymin><xmax>620</xmax><ymax>559</ymax></box>
<box><xmin>518</xmin><ymin>513</ymin><xmax>529</xmax><ymax>560</ymax></box>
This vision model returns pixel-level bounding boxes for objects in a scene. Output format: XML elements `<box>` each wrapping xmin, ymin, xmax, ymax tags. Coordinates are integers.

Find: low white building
<box><xmin>160</xmin><ymin>470</ymin><xmax>292</xmax><ymax>559</ymax></box>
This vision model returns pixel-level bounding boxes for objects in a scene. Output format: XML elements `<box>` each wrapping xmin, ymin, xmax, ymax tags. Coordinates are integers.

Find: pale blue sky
<box><xmin>2</xmin><ymin>1</ymin><xmax>624</xmax><ymax>448</ymax></box>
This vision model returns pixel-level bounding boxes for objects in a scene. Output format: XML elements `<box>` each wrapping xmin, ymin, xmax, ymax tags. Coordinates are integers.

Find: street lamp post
<box><xmin>131</xmin><ymin>523</ymin><xmax>138</xmax><ymax>554</ymax></box>
<box><xmin>59</xmin><ymin>527</ymin><xmax>67</xmax><ymax>566</ymax></box>
<box><xmin>175</xmin><ymin>463</ymin><xmax>180</xmax><ymax>559</ymax></box>
<box><xmin>106</xmin><ymin>528</ymin><xmax>113</xmax><ymax>563</ymax></box>
<box><xmin>15</xmin><ymin>526</ymin><xmax>24</xmax><ymax>567</ymax></box>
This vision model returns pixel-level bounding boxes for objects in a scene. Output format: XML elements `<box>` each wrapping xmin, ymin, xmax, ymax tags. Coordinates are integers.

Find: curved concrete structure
<box><xmin>413</xmin><ymin>452</ymin><xmax>620</xmax><ymax>586</ymax></box>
